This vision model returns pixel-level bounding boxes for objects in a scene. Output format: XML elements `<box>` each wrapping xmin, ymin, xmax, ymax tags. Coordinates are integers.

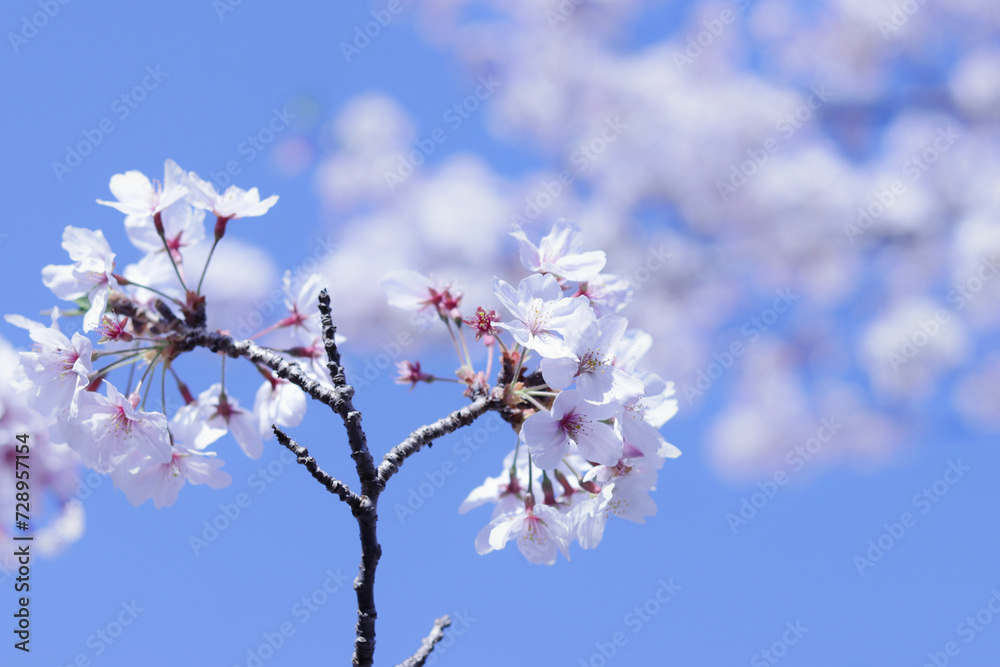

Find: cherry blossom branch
<box><xmin>395</xmin><ymin>615</ymin><xmax>452</xmax><ymax>667</ymax></box>
<box><xmin>273</xmin><ymin>426</ymin><xmax>361</xmax><ymax>512</ymax></box>
<box><xmin>353</xmin><ymin>498</ymin><xmax>380</xmax><ymax>667</ymax></box>
<box><xmin>317</xmin><ymin>289</ymin><xmax>347</xmax><ymax>386</ymax></box>
<box><xmin>181</xmin><ymin>300</ymin><xmax>497</xmax><ymax>667</ymax></box>
<box><xmin>179</xmin><ymin>329</ymin><xmax>351</xmax><ymax>410</ymax></box>
<box><xmin>376</xmin><ymin>392</ymin><xmax>502</xmax><ymax>491</ymax></box>
<box><xmin>312</xmin><ymin>290</ymin><xmax>386</xmax><ymax>667</ymax></box>
<box><xmin>316</xmin><ymin>290</ymin><xmax>377</xmax><ymax>492</ymax></box>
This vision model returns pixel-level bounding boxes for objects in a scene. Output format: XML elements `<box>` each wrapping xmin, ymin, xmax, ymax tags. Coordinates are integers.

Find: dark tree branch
<box><xmin>315</xmin><ymin>290</ymin><xmax>385</xmax><ymax>667</ymax></box>
<box><xmin>377</xmin><ymin>392</ymin><xmax>501</xmax><ymax>491</ymax></box>
<box><xmin>179</xmin><ymin>329</ymin><xmax>351</xmax><ymax>410</ymax></box>
<box><xmin>353</xmin><ymin>499</ymin><xmax>380</xmax><ymax>667</ymax></box>
<box><xmin>178</xmin><ymin>295</ymin><xmax>498</xmax><ymax>667</ymax></box>
<box><xmin>273</xmin><ymin>426</ymin><xmax>361</xmax><ymax>512</ymax></box>
<box><xmin>317</xmin><ymin>289</ymin><xmax>347</xmax><ymax>386</ymax></box>
<box><xmin>395</xmin><ymin>616</ymin><xmax>452</xmax><ymax>667</ymax></box>
<box><xmin>316</xmin><ymin>290</ymin><xmax>377</xmax><ymax>493</ymax></box>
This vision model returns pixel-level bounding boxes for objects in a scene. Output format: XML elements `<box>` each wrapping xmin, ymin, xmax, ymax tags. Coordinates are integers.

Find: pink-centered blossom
<box><xmin>521</xmin><ymin>389</ymin><xmax>623</xmax><ymax>468</ymax></box>
<box><xmin>540</xmin><ymin>313</ymin><xmax>644</xmax><ymax>404</ymax></box>
<box><xmin>277</xmin><ymin>271</ymin><xmax>324</xmax><ymax>343</ymax></box>
<box><xmin>41</xmin><ymin>227</ymin><xmax>121</xmax><ymax>331</ymax></box>
<box><xmin>74</xmin><ymin>382</ymin><xmax>172</xmax><ymax>473</ymax></box>
<box><xmin>492</xmin><ymin>273</ymin><xmax>591</xmax><ymax>359</ymax></box>
<box><xmin>463</xmin><ymin>306</ymin><xmax>501</xmax><ymax>341</ymax></box>
<box><xmin>474</xmin><ymin>501</ymin><xmax>571</xmax><ymax>565</ymax></box>
<box><xmin>584</xmin><ymin>458</ymin><xmax>660</xmax><ymax>524</ymax></box>
<box><xmin>124</xmin><ymin>197</ymin><xmax>206</xmax><ymax>262</ymax></box>
<box><xmin>97</xmin><ymin>313</ymin><xmax>133</xmax><ymax>343</ymax></box>
<box><xmin>4</xmin><ymin>310</ymin><xmax>92</xmax><ymax>417</ymax></box>
<box><xmin>395</xmin><ymin>361</ymin><xmax>433</xmax><ymax>389</ymax></box>
<box><xmin>381</xmin><ymin>270</ymin><xmax>462</xmax><ymax>319</ymax></box>
<box><xmin>198</xmin><ymin>383</ymin><xmax>263</xmax><ymax>459</ymax></box>
<box><xmin>111</xmin><ymin>442</ymin><xmax>232</xmax><ymax>509</ymax></box>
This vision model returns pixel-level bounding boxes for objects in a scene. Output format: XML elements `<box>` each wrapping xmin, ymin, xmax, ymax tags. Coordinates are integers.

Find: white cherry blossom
<box><xmin>41</xmin><ymin>227</ymin><xmax>120</xmax><ymax>331</ymax></box>
<box><xmin>475</xmin><ymin>502</ymin><xmax>572</xmax><ymax>566</ymax></box>
<box><xmin>74</xmin><ymin>381</ymin><xmax>171</xmax><ymax>473</ymax></box>
<box><xmin>492</xmin><ymin>273</ymin><xmax>591</xmax><ymax>359</ymax></box>
<box><xmin>521</xmin><ymin>389</ymin><xmax>623</xmax><ymax>469</ymax></box>
<box><xmin>510</xmin><ymin>219</ymin><xmax>606</xmax><ymax>281</ymax></box>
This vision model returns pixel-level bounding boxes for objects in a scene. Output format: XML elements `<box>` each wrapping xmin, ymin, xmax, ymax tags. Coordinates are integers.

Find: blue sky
<box><xmin>2</xmin><ymin>2</ymin><xmax>999</xmax><ymax>666</ymax></box>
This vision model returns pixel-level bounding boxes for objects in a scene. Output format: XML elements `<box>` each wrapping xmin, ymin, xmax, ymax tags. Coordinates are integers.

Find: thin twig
<box><xmin>273</xmin><ymin>426</ymin><xmax>361</xmax><ymax>512</ymax></box>
<box><xmin>377</xmin><ymin>393</ymin><xmax>501</xmax><ymax>490</ymax></box>
<box><xmin>395</xmin><ymin>616</ymin><xmax>452</xmax><ymax>667</ymax></box>
<box><xmin>180</xmin><ymin>329</ymin><xmax>352</xmax><ymax>410</ymax></box>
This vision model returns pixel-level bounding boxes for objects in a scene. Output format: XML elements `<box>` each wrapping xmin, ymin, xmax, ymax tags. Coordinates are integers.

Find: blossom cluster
<box><xmin>6</xmin><ymin>160</ymin><xmax>330</xmax><ymax>511</ymax></box>
<box><xmin>0</xmin><ymin>335</ymin><xmax>83</xmax><ymax>571</ymax></box>
<box><xmin>383</xmin><ymin>220</ymin><xmax>680</xmax><ymax>565</ymax></box>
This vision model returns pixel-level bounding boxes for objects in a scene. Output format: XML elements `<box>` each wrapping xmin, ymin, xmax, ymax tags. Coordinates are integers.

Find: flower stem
<box><xmin>91</xmin><ymin>346</ymin><xmax>159</xmax><ymax>360</ymax></box>
<box><xmin>124</xmin><ymin>358</ymin><xmax>137</xmax><ymax>395</ymax></box>
<box><xmin>158</xmin><ymin>229</ymin><xmax>189</xmax><ymax>292</ymax></box>
<box><xmin>122</xmin><ymin>279</ymin><xmax>185</xmax><ymax>307</ymax></box>
<box><xmin>249</xmin><ymin>321</ymin><xmax>284</xmax><ymax>341</ymax></box>
<box><xmin>138</xmin><ymin>350</ymin><xmax>162</xmax><ymax>410</ymax></box>
<box><xmin>443</xmin><ymin>318</ymin><xmax>466</xmax><ymax>367</ymax></box>
<box><xmin>90</xmin><ymin>350</ymin><xmax>147</xmax><ymax>380</ymax></box>
<box><xmin>507</xmin><ymin>345</ymin><xmax>525</xmax><ymax>391</ymax></box>
<box><xmin>526</xmin><ymin>452</ymin><xmax>534</xmax><ymax>498</ymax></box>
<box><xmin>161</xmin><ymin>359</ymin><xmax>169</xmax><ymax>416</ymax></box>
<box><xmin>457</xmin><ymin>322</ymin><xmax>474</xmax><ymax>372</ymax></box>
<box><xmin>219</xmin><ymin>353</ymin><xmax>227</xmax><ymax>395</ymax></box>
<box><xmin>519</xmin><ymin>391</ymin><xmax>549</xmax><ymax>413</ymax></box>
<box><xmin>196</xmin><ymin>237</ymin><xmax>221</xmax><ymax>295</ymax></box>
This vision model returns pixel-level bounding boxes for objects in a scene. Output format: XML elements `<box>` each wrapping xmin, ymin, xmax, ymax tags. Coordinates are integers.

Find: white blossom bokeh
<box><xmin>278</xmin><ymin>0</ymin><xmax>1000</xmax><ymax>480</ymax></box>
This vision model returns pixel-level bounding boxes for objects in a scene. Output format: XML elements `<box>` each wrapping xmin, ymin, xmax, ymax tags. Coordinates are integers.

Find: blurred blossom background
<box><xmin>2</xmin><ymin>1</ymin><xmax>999</xmax><ymax>665</ymax></box>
